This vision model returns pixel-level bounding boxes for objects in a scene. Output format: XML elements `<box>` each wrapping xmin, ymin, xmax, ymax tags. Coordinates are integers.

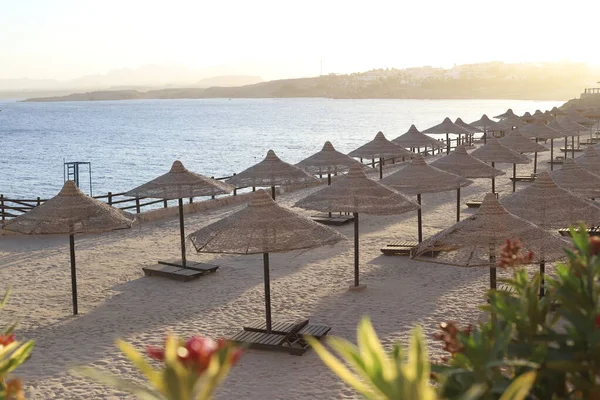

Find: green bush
<box><xmin>312</xmin><ymin>227</ymin><xmax>600</xmax><ymax>399</ymax></box>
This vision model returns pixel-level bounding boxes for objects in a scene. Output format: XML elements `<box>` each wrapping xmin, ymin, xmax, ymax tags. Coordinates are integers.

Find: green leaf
<box><xmin>498</xmin><ymin>371</ymin><xmax>536</xmax><ymax>400</ymax></box>
<box><xmin>306</xmin><ymin>336</ymin><xmax>380</xmax><ymax>400</ymax></box>
<box><xmin>116</xmin><ymin>340</ymin><xmax>163</xmax><ymax>391</ymax></box>
<box><xmin>457</xmin><ymin>383</ymin><xmax>488</xmax><ymax>400</ymax></box>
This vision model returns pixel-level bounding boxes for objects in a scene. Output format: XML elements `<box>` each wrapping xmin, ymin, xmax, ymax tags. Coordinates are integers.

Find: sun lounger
<box><xmin>243</xmin><ymin>319</ymin><xmax>331</xmax><ymax>339</ymax></box>
<box><xmin>559</xmin><ymin>148</ymin><xmax>584</xmax><ymax>153</ymax></box>
<box><xmin>548</xmin><ymin>157</ymin><xmax>564</xmax><ymax>165</ymax></box>
<box><xmin>466</xmin><ymin>199</ymin><xmax>482</xmax><ymax>208</ymax></box>
<box><xmin>558</xmin><ymin>226</ymin><xmax>600</xmax><ymax>237</ymax></box>
<box><xmin>510</xmin><ymin>174</ymin><xmax>537</xmax><ymax>182</ymax></box>
<box><xmin>380</xmin><ymin>240</ymin><xmax>418</xmax><ymax>256</ymax></box>
<box><xmin>231</xmin><ymin>319</ymin><xmax>311</xmax><ymax>356</ymax></box>
<box><xmin>143</xmin><ymin>261</ymin><xmax>219</xmax><ymax>282</ymax></box>
<box><xmin>311</xmin><ymin>213</ymin><xmax>354</xmax><ymax>226</ymax></box>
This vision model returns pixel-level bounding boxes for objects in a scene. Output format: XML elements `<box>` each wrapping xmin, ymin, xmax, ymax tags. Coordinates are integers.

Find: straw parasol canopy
<box><xmin>431</xmin><ymin>146</ymin><xmax>505</xmax><ymax>179</ymax></box>
<box><xmin>576</xmin><ymin>146</ymin><xmax>600</xmax><ymax>175</ymax></box>
<box><xmin>470</xmin><ymin>138</ymin><xmax>530</xmax><ymax>164</ymax></box>
<box><xmin>551</xmin><ymin>158</ymin><xmax>600</xmax><ymax>199</ymax></box>
<box><xmin>494</xmin><ymin>109</ymin><xmax>517</xmax><ymax>119</ymax></box>
<box><xmin>348</xmin><ymin>131</ymin><xmax>415</xmax><ymax>179</ymax></box>
<box><xmin>226</xmin><ymin>149</ymin><xmax>319</xmax><ymax>199</ymax></box>
<box><xmin>412</xmin><ymin>193</ymin><xmax>570</xmax><ymax>289</ymax></box>
<box><xmin>469</xmin><ymin>115</ymin><xmax>507</xmax><ymax>132</ymax></box>
<box><xmin>551</xmin><ymin>106</ymin><xmax>567</xmax><ymax>116</ymax></box>
<box><xmin>391</xmin><ymin>125</ymin><xmax>443</xmax><ymax>151</ymax></box>
<box><xmin>567</xmin><ymin>111</ymin><xmax>594</xmax><ymax>126</ymax></box>
<box><xmin>583</xmin><ymin>107</ymin><xmax>600</xmax><ymax>120</ymax></box>
<box><xmin>499</xmin><ymin>114</ymin><xmax>526</xmax><ymax>128</ymax></box>
<box><xmin>422</xmin><ymin>117</ymin><xmax>473</xmax><ymax>154</ymax></box>
<box><xmin>501</xmin><ymin>172</ymin><xmax>600</xmax><ymax>229</ymax></box>
<box><xmin>470</xmin><ymin>138</ymin><xmax>530</xmax><ymax>193</ymax></box>
<box><xmin>454</xmin><ymin>118</ymin><xmax>478</xmax><ymax>133</ymax></box>
<box><xmin>498</xmin><ymin>129</ymin><xmax>549</xmax><ymax>154</ymax></box>
<box><xmin>294</xmin><ymin>164</ymin><xmax>420</xmax><ymax>288</ymax></box>
<box><xmin>296</xmin><ymin>141</ymin><xmax>364</xmax><ymax>177</ymax></box>
<box><xmin>188</xmin><ymin>189</ymin><xmax>345</xmax><ymax>333</ymax></box>
<box><xmin>126</xmin><ymin>161</ymin><xmax>234</xmax><ymax>200</ymax></box>
<box><xmin>381</xmin><ymin>154</ymin><xmax>472</xmax><ymax>241</ymax></box>
<box><xmin>125</xmin><ymin>160</ymin><xmax>234</xmax><ymax>269</ymax></box>
<box><xmin>519</xmin><ymin>120</ymin><xmax>564</xmax><ymax>140</ymax></box>
<box><xmin>3</xmin><ymin>180</ymin><xmax>134</xmax><ymax>315</ymax></box>
<box><xmin>557</xmin><ymin>116</ymin><xmax>588</xmax><ymax>133</ymax></box>
<box><xmin>521</xmin><ymin>112</ymin><xmax>535</xmax><ymax>123</ymax></box>
<box><xmin>430</xmin><ymin>145</ymin><xmax>504</xmax><ymax>221</ymax></box>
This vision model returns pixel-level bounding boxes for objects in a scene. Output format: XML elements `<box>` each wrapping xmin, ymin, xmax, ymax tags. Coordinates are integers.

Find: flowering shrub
<box><xmin>312</xmin><ymin>226</ymin><xmax>600</xmax><ymax>399</ymax></box>
<box><xmin>77</xmin><ymin>334</ymin><xmax>242</xmax><ymax>400</ymax></box>
<box><xmin>0</xmin><ymin>289</ymin><xmax>34</xmax><ymax>400</ymax></box>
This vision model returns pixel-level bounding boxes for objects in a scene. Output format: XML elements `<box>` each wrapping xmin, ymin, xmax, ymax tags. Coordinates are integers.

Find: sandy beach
<box><xmin>1</xmin><ymin>146</ymin><xmax>555</xmax><ymax>399</ymax></box>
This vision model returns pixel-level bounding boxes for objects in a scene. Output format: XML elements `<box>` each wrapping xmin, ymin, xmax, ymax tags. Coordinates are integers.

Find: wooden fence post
<box><xmin>37</xmin><ymin>197</ymin><xmax>41</xmax><ymax>206</ymax></box>
<box><xmin>108</xmin><ymin>192</ymin><xmax>113</xmax><ymax>206</ymax></box>
<box><xmin>0</xmin><ymin>194</ymin><xmax>4</xmax><ymax>223</ymax></box>
<box><xmin>163</xmin><ymin>200</ymin><xmax>168</xmax><ymax>208</ymax></box>
<box><xmin>135</xmin><ymin>197</ymin><xmax>141</xmax><ymax>213</ymax></box>
<box><xmin>211</xmin><ymin>177</ymin><xmax>215</xmax><ymax>199</ymax></box>
<box><xmin>189</xmin><ymin>197</ymin><xmax>193</xmax><ymax>204</ymax></box>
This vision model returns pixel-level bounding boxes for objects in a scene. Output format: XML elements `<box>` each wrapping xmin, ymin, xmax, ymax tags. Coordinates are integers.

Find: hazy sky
<box><xmin>2</xmin><ymin>0</ymin><xmax>600</xmax><ymax>81</ymax></box>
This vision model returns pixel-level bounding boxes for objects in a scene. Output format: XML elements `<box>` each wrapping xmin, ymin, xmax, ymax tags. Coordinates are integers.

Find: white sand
<box><xmin>0</xmin><ymin>144</ymin><xmax>560</xmax><ymax>399</ymax></box>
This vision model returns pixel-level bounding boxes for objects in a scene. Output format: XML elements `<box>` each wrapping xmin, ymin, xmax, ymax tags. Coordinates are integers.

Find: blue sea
<box><xmin>0</xmin><ymin>98</ymin><xmax>562</xmax><ymax>199</ymax></box>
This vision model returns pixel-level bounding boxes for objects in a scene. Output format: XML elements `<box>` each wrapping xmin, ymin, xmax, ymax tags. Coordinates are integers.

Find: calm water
<box><xmin>0</xmin><ymin>98</ymin><xmax>562</xmax><ymax>199</ymax></box>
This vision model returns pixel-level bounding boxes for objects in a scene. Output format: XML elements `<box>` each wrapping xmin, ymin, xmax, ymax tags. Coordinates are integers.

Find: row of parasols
<box><xmin>3</xmin><ymin>105</ymin><xmax>600</xmax><ymax>332</ymax></box>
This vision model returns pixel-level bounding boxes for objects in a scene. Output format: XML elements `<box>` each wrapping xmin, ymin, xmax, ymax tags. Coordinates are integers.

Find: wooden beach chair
<box><xmin>243</xmin><ymin>319</ymin><xmax>332</xmax><ymax>340</ymax></box>
<box><xmin>142</xmin><ymin>260</ymin><xmax>219</xmax><ymax>282</ymax></box>
<box><xmin>558</xmin><ymin>226</ymin><xmax>600</xmax><ymax>237</ymax></box>
<box><xmin>560</xmin><ymin>147</ymin><xmax>584</xmax><ymax>153</ymax></box>
<box><xmin>231</xmin><ymin>319</ymin><xmax>311</xmax><ymax>356</ymax></box>
<box><xmin>311</xmin><ymin>213</ymin><xmax>354</xmax><ymax>226</ymax></box>
<box><xmin>380</xmin><ymin>240</ymin><xmax>418</xmax><ymax>256</ymax></box>
<box><xmin>548</xmin><ymin>156</ymin><xmax>564</xmax><ymax>166</ymax></box>
<box><xmin>510</xmin><ymin>173</ymin><xmax>537</xmax><ymax>183</ymax></box>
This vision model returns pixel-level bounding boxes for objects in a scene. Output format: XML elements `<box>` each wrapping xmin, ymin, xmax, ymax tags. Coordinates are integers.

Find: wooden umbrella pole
<box><xmin>484</xmin><ymin>129</ymin><xmax>487</xmax><ymax>144</ymax></box>
<box><xmin>69</xmin><ymin>234</ymin><xmax>78</xmax><ymax>315</ymax></box>
<box><xmin>489</xmin><ymin>249</ymin><xmax>496</xmax><ymax>290</ymax></box>
<box><xmin>379</xmin><ymin>157</ymin><xmax>383</xmax><ymax>180</ymax></box>
<box><xmin>456</xmin><ymin>188</ymin><xmax>460</xmax><ymax>222</ymax></box>
<box><xmin>178</xmin><ymin>198</ymin><xmax>186</xmax><ymax>268</ymax></box>
<box><xmin>534</xmin><ymin>138</ymin><xmax>539</xmax><ymax>174</ymax></box>
<box><xmin>271</xmin><ymin>185</ymin><xmax>276</xmax><ymax>200</ymax></box>
<box><xmin>417</xmin><ymin>194</ymin><xmax>423</xmax><ymax>243</ymax></box>
<box><xmin>572</xmin><ymin>136</ymin><xmax>575</xmax><ymax>158</ymax></box>
<box><xmin>550</xmin><ymin>139</ymin><xmax>554</xmax><ymax>171</ymax></box>
<box><xmin>354</xmin><ymin>212</ymin><xmax>359</xmax><ymax>287</ymax></box>
<box><xmin>446</xmin><ymin>133</ymin><xmax>450</xmax><ymax>154</ymax></box>
<box><xmin>491</xmin><ymin>162</ymin><xmax>496</xmax><ymax>194</ymax></box>
<box><xmin>328</xmin><ymin>173</ymin><xmax>332</xmax><ymax>218</ymax></box>
<box><xmin>564</xmin><ymin>137</ymin><xmax>568</xmax><ymax>160</ymax></box>
<box><xmin>512</xmin><ymin>164</ymin><xmax>516</xmax><ymax>193</ymax></box>
<box><xmin>263</xmin><ymin>253</ymin><xmax>272</xmax><ymax>333</ymax></box>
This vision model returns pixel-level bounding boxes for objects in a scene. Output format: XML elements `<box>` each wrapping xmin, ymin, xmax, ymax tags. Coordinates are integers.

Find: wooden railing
<box><xmin>0</xmin><ymin>173</ymin><xmax>241</xmax><ymax>224</ymax></box>
<box><xmin>0</xmin><ymin>134</ymin><xmax>472</xmax><ymax>223</ymax></box>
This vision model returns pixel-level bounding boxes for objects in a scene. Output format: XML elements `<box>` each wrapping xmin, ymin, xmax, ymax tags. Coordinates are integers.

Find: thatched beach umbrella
<box><xmin>348</xmin><ymin>131</ymin><xmax>414</xmax><ymax>179</ymax></box>
<box><xmin>550</xmin><ymin>106</ymin><xmax>567</xmax><ymax>117</ymax></box>
<box><xmin>501</xmin><ymin>172</ymin><xmax>600</xmax><ymax>295</ymax></box>
<box><xmin>521</xmin><ymin>112</ymin><xmax>536</xmax><ymax>124</ymax></box>
<box><xmin>296</xmin><ymin>141</ymin><xmax>363</xmax><ymax>181</ymax></box>
<box><xmin>227</xmin><ymin>149</ymin><xmax>319</xmax><ymax>199</ymax></box>
<box><xmin>469</xmin><ymin>114</ymin><xmax>507</xmax><ymax>144</ymax></box>
<box><xmin>576</xmin><ymin>146</ymin><xmax>600</xmax><ymax>175</ymax></box>
<box><xmin>519</xmin><ymin>120</ymin><xmax>563</xmax><ymax>172</ymax></box>
<box><xmin>412</xmin><ymin>193</ymin><xmax>569</xmax><ymax>289</ymax></box>
<box><xmin>391</xmin><ymin>125</ymin><xmax>443</xmax><ymax>155</ymax></box>
<box><xmin>294</xmin><ymin>164</ymin><xmax>419</xmax><ymax>289</ymax></box>
<box><xmin>567</xmin><ymin>111</ymin><xmax>594</xmax><ymax>127</ymax></box>
<box><xmin>499</xmin><ymin>129</ymin><xmax>548</xmax><ymax>191</ymax></box>
<box><xmin>3</xmin><ymin>181</ymin><xmax>134</xmax><ymax>314</ymax></box>
<box><xmin>470</xmin><ymin>138</ymin><xmax>530</xmax><ymax>193</ymax></box>
<box><xmin>494</xmin><ymin>109</ymin><xmax>517</xmax><ymax>119</ymax></box>
<box><xmin>422</xmin><ymin>117</ymin><xmax>472</xmax><ymax>154</ymax></box>
<box><xmin>499</xmin><ymin>114</ymin><xmax>526</xmax><ymax>129</ymax></box>
<box><xmin>188</xmin><ymin>189</ymin><xmax>345</xmax><ymax>333</ymax></box>
<box><xmin>430</xmin><ymin>145</ymin><xmax>504</xmax><ymax>221</ymax></box>
<box><xmin>551</xmin><ymin>158</ymin><xmax>600</xmax><ymax>199</ymax></box>
<box><xmin>125</xmin><ymin>161</ymin><xmax>234</xmax><ymax>269</ymax></box>
<box><xmin>381</xmin><ymin>154</ymin><xmax>471</xmax><ymax>242</ymax></box>
<box><xmin>558</xmin><ymin>116</ymin><xmax>588</xmax><ymax>158</ymax></box>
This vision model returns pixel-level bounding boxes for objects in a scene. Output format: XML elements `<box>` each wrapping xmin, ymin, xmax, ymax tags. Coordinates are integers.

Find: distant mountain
<box><xmin>22</xmin><ymin>62</ymin><xmax>600</xmax><ymax>102</ymax></box>
<box><xmin>0</xmin><ymin>64</ymin><xmax>263</xmax><ymax>97</ymax></box>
